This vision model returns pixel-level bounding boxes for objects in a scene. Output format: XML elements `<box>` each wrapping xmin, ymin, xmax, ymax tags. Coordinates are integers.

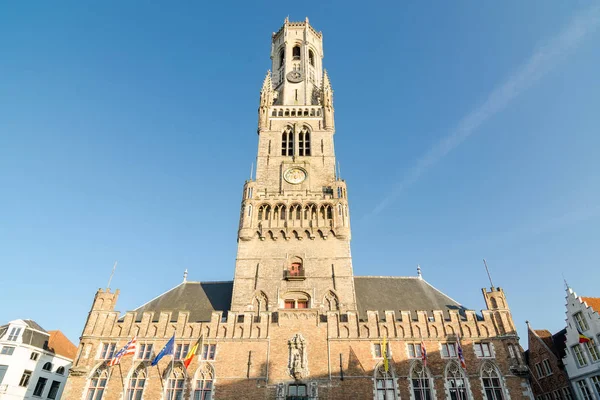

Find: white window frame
<box><xmin>441</xmin><ymin>343</ymin><xmax>457</xmax><ymax>358</ymax></box>
<box><xmin>7</xmin><ymin>327</ymin><xmax>22</xmax><ymax>341</ymax></box>
<box><xmin>542</xmin><ymin>359</ymin><xmax>552</xmax><ymax>376</ymax></box>
<box><xmin>534</xmin><ymin>363</ymin><xmax>544</xmax><ymax>379</ymax></box>
<box><xmin>577</xmin><ymin>380</ymin><xmax>593</xmax><ymax>400</ymax></box>
<box><xmin>572</xmin><ymin>344</ymin><xmax>588</xmax><ymax>367</ymax></box>
<box><xmin>407</xmin><ymin>343</ymin><xmax>422</xmax><ymax>359</ymax></box>
<box><xmin>474</xmin><ymin>342</ymin><xmax>493</xmax><ymax>358</ymax></box>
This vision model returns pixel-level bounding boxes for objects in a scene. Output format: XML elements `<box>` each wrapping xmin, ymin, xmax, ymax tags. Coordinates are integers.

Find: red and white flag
<box><xmin>421</xmin><ymin>339</ymin><xmax>427</xmax><ymax>367</ymax></box>
<box><xmin>109</xmin><ymin>337</ymin><xmax>137</xmax><ymax>366</ymax></box>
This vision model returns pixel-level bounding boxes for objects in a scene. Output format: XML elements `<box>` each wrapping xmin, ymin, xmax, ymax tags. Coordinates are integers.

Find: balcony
<box><xmin>284</xmin><ymin>270</ymin><xmax>306</xmax><ymax>281</ymax></box>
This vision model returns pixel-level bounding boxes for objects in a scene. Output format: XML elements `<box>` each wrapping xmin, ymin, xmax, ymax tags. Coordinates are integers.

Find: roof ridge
<box><xmin>420</xmin><ymin>278</ymin><xmax>464</xmax><ymax>307</ymax></box>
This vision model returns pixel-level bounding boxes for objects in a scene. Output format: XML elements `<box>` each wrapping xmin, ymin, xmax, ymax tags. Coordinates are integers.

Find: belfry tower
<box><xmin>231</xmin><ymin>18</ymin><xmax>356</xmax><ymax>314</ymax></box>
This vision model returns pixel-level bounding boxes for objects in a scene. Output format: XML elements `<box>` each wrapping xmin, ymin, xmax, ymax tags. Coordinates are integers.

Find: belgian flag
<box><xmin>578</xmin><ymin>329</ymin><xmax>591</xmax><ymax>344</ymax></box>
<box><xmin>183</xmin><ymin>336</ymin><xmax>203</xmax><ymax>369</ymax></box>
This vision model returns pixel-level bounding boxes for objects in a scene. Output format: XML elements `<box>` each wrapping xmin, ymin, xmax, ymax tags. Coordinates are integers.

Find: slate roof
<box><xmin>354</xmin><ymin>277</ymin><xmax>465</xmax><ymax>319</ymax></box>
<box><xmin>131</xmin><ymin>277</ymin><xmax>466</xmax><ymax>322</ymax></box>
<box><xmin>133</xmin><ymin>281</ymin><xmax>234</xmax><ymax>322</ymax></box>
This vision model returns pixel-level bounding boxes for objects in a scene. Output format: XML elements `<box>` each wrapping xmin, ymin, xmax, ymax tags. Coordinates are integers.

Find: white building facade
<box><xmin>0</xmin><ymin>319</ymin><xmax>75</xmax><ymax>400</ymax></box>
<box><xmin>562</xmin><ymin>288</ymin><xmax>600</xmax><ymax>399</ymax></box>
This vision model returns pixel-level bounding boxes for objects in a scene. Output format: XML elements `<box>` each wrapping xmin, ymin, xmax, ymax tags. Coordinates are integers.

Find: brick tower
<box><xmin>231</xmin><ymin>17</ymin><xmax>356</xmax><ymax>314</ymax></box>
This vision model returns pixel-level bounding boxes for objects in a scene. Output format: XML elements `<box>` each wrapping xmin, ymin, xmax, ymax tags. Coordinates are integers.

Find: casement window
<box><xmin>86</xmin><ymin>368</ymin><xmax>108</xmax><ymax>400</ymax></box>
<box><xmin>7</xmin><ymin>327</ymin><xmax>22</xmax><ymax>341</ymax></box>
<box><xmin>373</xmin><ymin>343</ymin><xmax>391</xmax><ymax>358</ymax></box>
<box><xmin>288</xmin><ymin>383</ymin><xmax>307</xmax><ymax>397</ymax></box>
<box><xmin>551</xmin><ymin>390</ymin><xmax>561</xmax><ymax>400</ymax></box>
<box><xmin>137</xmin><ymin>344</ymin><xmax>154</xmax><ymax>360</ymax></box>
<box><xmin>542</xmin><ymin>359</ymin><xmax>552</xmax><ymax>376</ymax></box>
<box><xmin>99</xmin><ymin>342</ymin><xmax>117</xmax><ymax>359</ymax></box>
<box><xmin>126</xmin><ymin>366</ymin><xmax>146</xmax><ymax>400</ymax></box>
<box><xmin>166</xmin><ymin>366</ymin><xmax>185</xmax><ymax>400</ymax></box>
<box><xmin>572</xmin><ymin>345</ymin><xmax>588</xmax><ymax>367</ymax></box>
<box><xmin>375</xmin><ymin>364</ymin><xmax>397</xmax><ymax>400</ymax></box>
<box><xmin>474</xmin><ymin>342</ymin><xmax>493</xmax><ymax>358</ymax></box>
<box><xmin>33</xmin><ymin>377</ymin><xmax>48</xmax><ymax>396</ymax></box>
<box><xmin>30</xmin><ymin>352</ymin><xmax>40</xmax><ymax>361</ymax></box>
<box><xmin>576</xmin><ymin>380</ymin><xmax>593</xmax><ymax>400</ymax></box>
<box><xmin>47</xmin><ymin>380</ymin><xmax>61</xmax><ymax>400</ymax></box>
<box><xmin>194</xmin><ymin>369</ymin><xmax>214</xmax><ymax>400</ymax></box>
<box><xmin>481</xmin><ymin>362</ymin><xmax>505</xmax><ymax>400</ymax></box>
<box><xmin>562</xmin><ymin>387</ymin><xmax>573</xmax><ymax>400</ymax></box>
<box><xmin>534</xmin><ymin>363</ymin><xmax>544</xmax><ymax>378</ymax></box>
<box><xmin>174</xmin><ymin>344</ymin><xmax>190</xmax><ymax>361</ymax></box>
<box><xmin>574</xmin><ymin>312</ymin><xmax>589</xmax><ymax>331</ymax></box>
<box><xmin>441</xmin><ymin>343</ymin><xmax>457</xmax><ymax>358</ymax></box>
<box><xmin>0</xmin><ymin>346</ymin><xmax>15</xmax><ymax>355</ymax></box>
<box><xmin>19</xmin><ymin>370</ymin><xmax>32</xmax><ymax>387</ymax></box>
<box><xmin>407</xmin><ymin>343</ymin><xmax>422</xmax><ymax>358</ymax></box>
<box><xmin>585</xmin><ymin>339</ymin><xmax>600</xmax><ymax>362</ymax></box>
<box><xmin>202</xmin><ymin>344</ymin><xmax>216</xmax><ymax>361</ymax></box>
<box><xmin>591</xmin><ymin>376</ymin><xmax>600</xmax><ymax>397</ymax></box>
<box><xmin>446</xmin><ymin>362</ymin><xmax>468</xmax><ymax>400</ymax></box>
<box><xmin>281</xmin><ymin>127</ymin><xmax>294</xmax><ymax>156</ymax></box>
<box><xmin>42</xmin><ymin>362</ymin><xmax>53</xmax><ymax>371</ymax></box>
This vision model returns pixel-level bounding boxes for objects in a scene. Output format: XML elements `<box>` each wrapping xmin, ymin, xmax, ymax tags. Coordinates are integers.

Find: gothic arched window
<box><xmin>86</xmin><ymin>367</ymin><xmax>108</xmax><ymax>400</ymax></box>
<box><xmin>279</xmin><ymin>48</ymin><xmax>285</xmax><ymax>69</ymax></box>
<box><xmin>298</xmin><ymin>126</ymin><xmax>311</xmax><ymax>156</ymax></box>
<box><xmin>253</xmin><ymin>292</ymin><xmax>268</xmax><ymax>314</ymax></box>
<box><xmin>324</xmin><ymin>291</ymin><xmax>339</xmax><ymax>311</ymax></box>
<box><xmin>194</xmin><ymin>364</ymin><xmax>214</xmax><ymax>400</ymax></box>
<box><xmin>282</xmin><ymin>126</ymin><xmax>294</xmax><ymax>156</ymax></box>
<box><xmin>481</xmin><ymin>362</ymin><xmax>505</xmax><ymax>400</ymax></box>
<box><xmin>410</xmin><ymin>361</ymin><xmax>433</xmax><ymax>400</ymax></box>
<box><xmin>292</xmin><ymin>45</ymin><xmax>301</xmax><ymax>60</ymax></box>
<box><xmin>446</xmin><ymin>361</ymin><xmax>468</xmax><ymax>400</ymax></box>
<box><xmin>165</xmin><ymin>365</ymin><xmax>185</xmax><ymax>400</ymax></box>
<box><xmin>126</xmin><ymin>365</ymin><xmax>147</xmax><ymax>400</ymax></box>
<box><xmin>374</xmin><ymin>363</ymin><xmax>397</xmax><ymax>399</ymax></box>
<box><xmin>308</xmin><ymin>49</ymin><xmax>315</xmax><ymax>66</ymax></box>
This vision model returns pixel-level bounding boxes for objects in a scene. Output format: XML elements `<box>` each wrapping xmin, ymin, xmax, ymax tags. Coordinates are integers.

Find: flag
<box><xmin>457</xmin><ymin>336</ymin><xmax>466</xmax><ymax>369</ymax></box>
<box><xmin>421</xmin><ymin>340</ymin><xmax>427</xmax><ymax>367</ymax></box>
<box><xmin>183</xmin><ymin>336</ymin><xmax>203</xmax><ymax>369</ymax></box>
<box><xmin>109</xmin><ymin>337</ymin><xmax>137</xmax><ymax>366</ymax></box>
<box><xmin>578</xmin><ymin>329</ymin><xmax>591</xmax><ymax>344</ymax></box>
<box><xmin>151</xmin><ymin>334</ymin><xmax>175</xmax><ymax>366</ymax></box>
<box><xmin>382</xmin><ymin>335</ymin><xmax>389</xmax><ymax>373</ymax></box>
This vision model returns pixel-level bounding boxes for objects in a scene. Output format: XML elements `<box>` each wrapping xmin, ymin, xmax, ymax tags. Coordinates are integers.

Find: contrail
<box><xmin>368</xmin><ymin>5</ymin><xmax>600</xmax><ymax>218</ymax></box>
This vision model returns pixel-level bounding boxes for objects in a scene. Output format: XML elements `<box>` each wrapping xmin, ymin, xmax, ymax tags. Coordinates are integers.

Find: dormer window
<box><xmin>292</xmin><ymin>45</ymin><xmax>301</xmax><ymax>60</ymax></box>
<box><xmin>7</xmin><ymin>327</ymin><xmax>21</xmax><ymax>341</ymax></box>
<box><xmin>308</xmin><ymin>49</ymin><xmax>315</xmax><ymax>66</ymax></box>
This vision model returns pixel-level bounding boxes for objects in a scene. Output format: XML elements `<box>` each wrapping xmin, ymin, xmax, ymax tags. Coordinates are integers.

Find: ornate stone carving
<box><xmin>288</xmin><ymin>333</ymin><xmax>308</xmax><ymax>379</ymax></box>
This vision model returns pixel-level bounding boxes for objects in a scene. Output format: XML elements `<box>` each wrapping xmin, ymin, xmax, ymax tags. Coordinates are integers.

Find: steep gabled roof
<box><xmin>354</xmin><ymin>277</ymin><xmax>465</xmax><ymax>319</ymax></box>
<box><xmin>133</xmin><ymin>281</ymin><xmax>233</xmax><ymax>322</ymax></box>
<box><xmin>47</xmin><ymin>330</ymin><xmax>78</xmax><ymax>360</ymax></box>
<box><xmin>582</xmin><ymin>297</ymin><xmax>600</xmax><ymax>313</ymax></box>
<box><xmin>529</xmin><ymin>325</ymin><xmax>568</xmax><ymax>360</ymax></box>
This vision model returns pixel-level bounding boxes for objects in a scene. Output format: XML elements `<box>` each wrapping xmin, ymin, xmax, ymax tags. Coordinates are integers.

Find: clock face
<box><xmin>283</xmin><ymin>168</ymin><xmax>307</xmax><ymax>184</ymax></box>
<box><xmin>286</xmin><ymin>70</ymin><xmax>304</xmax><ymax>83</ymax></box>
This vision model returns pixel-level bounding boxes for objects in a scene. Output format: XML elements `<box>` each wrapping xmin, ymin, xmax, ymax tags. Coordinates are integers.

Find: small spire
<box><xmin>562</xmin><ymin>274</ymin><xmax>569</xmax><ymax>290</ymax></box>
<box><xmin>417</xmin><ymin>265</ymin><xmax>422</xmax><ymax>280</ymax></box>
<box><xmin>183</xmin><ymin>269</ymin><xmax>188</xmax><ymax>283</ymax></box>
<box><xmin>305</xmin><ymin>16</ymin><xmax>309</xmax><ymax>24</ymax></box>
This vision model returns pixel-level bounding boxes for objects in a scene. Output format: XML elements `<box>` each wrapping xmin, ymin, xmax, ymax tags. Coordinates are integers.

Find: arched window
<box><xmin>86</xmin><ymin>367</ymin><xmax>108</xmax><ymax>400</ymax></box>
<box><xmin>298</xmin><ymin>126</ymin><xmax>310</xmax><ymax>156</ymax></box>
<box><xmin>283</xmin><ymin>291</ymin><xmax>310</xmax><ymax>309</ymax></box>
<box><xmin>481</xmin><ymin>362</ymin><xmax>505</xmax><ymax>400</ymax></box>
<box><xmin>410</xmin><ymin>361</ymin><xmax>433</xmax><ymax>400</ymax></box>
<box><xmin>253</xmin><ymin>292</ymin><xmax>268</xmax><ymax>314</ymax></box>
<box><xmin>288</xmin><ymin>257</ymin><xmax>304</xmax><ymax>278</ymax></box>
<box><xmin>374</xmin><ymin>363</ymin><xmax>397</xmax><ymax>399</ymax></box>
<box><xmin>446</xmin><ymin>361</ymin><xmax>468</xmax><ymax>400</ymax></box>
<box><xmin>279</xmin><ymin>48</ymin><xmax>285</xmax><ymax>68</ymax></box>
<box><xmin>324</xmin><ymin>291</ymin><xmax>339</xmax><ymax>311</ymax></box>
<box><xmin>282</xmin><ymin>126</ymin><xmax>294</xmax><ymax>156</ymax></box>
<box><xmin>56</xmin><ymin>366</ymin><xmax>65</xmax><ymax>375</ymax></box>
<box><xmin>194</xmin><ymin>364</ymin><xmax>214</xmax><ymax>400</ymax></box>
<box><xmin>126</xmin><ymin>365</ymin><xmax>147</xmax><ymax>400</ymax></box>
<box><xmin>308</xmin><ymin>49</ymin><xmax>315</xmax><ymax>66</ymax></box>
<box><xmin>277</xmin><ymin>205</ymin><xmax>286</xmax><ymax>220</ymax></box>
<box><xmin>326</xmin><ymin>205</ymin><xmax>332</xmax><ymax>220</ymax></box>
<box><xmin>42</xmin><ymin>362</ymin><xmax>52</xmax><ymax>371</ymax></box>
<box><xmin>292</xmin><ymin>45</ymin><xmax>301</xmax><ymax>60</ymax></box>
<box><xmin>165</xmin><ymin>365</ymin><xmax>185</xmax><ymax>400</ymax></box>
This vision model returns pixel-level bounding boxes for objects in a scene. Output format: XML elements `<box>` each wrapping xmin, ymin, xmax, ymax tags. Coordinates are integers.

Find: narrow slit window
<box><xmin>292</xmin><ymin>45</ymin><xmax>301</xmax><ymax>60</ymax></box>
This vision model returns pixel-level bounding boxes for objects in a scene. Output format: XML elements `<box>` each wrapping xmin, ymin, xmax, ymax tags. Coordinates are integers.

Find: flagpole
<box><xmin>156</xmin><ymin>364</ymin><xmax>164</xmax><ymax>390</ymax></box>
<box><xmin>170</xmin><ymin>329</ymin><xmax>176</xmax><ymax>400</ymax></box>
<box><xmin>118</xmin><ymin>363</ymin><xmax>125</xmax><ymax>393</ymax></box>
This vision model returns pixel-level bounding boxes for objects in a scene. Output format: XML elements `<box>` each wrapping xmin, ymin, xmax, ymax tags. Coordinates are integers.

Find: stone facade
<box><xmin>63</xmin><ymin>18</ymin><xmax>533</xmax><ymax>400</ymax></box>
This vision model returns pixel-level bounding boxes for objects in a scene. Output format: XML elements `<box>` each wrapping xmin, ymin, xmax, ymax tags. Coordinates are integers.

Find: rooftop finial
<box><xmin>183</xmin><ymin>269</ymin><xmax>188</xmax><ymax>283</ymax></box>
<box><xmin>107</xmin><ymin>261</ymin><xmax>117</xmax><ymax>290</ymax></box>
<box><xmin>562</xmin><ymin>273</ymin><xmax>569</xmax><ymax>290</ymax></box>
<box><xmin>417</xmin><ymin>265</ymin><xmax>422</xmax><ymax>279</ymax></box>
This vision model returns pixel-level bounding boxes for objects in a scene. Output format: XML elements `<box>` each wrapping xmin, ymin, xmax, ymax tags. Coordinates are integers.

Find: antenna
<box><xmin>483</xmin><ymin>259</ymin><xmax>495</xmax><ymax>289</ymax></box>
<box><xmin>107</xmin><ymin>261</ymin><xmax>118</xmax><ymax>290</ymax></box>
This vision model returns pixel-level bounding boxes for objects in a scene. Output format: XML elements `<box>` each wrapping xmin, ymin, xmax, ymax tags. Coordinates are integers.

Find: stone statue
<box><xmin>288</xmin><ymin>333</ymin><xmax>308</xmax><ymax>379</ymax></box>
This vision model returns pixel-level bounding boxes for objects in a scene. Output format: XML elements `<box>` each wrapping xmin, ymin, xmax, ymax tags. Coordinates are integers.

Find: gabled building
<box><xmin>0</xmin><ymin>319</ymin><xmax>77</xmax><ymax>399</ymax></box>
<box><xmin>524</xmin><ymin>323</ymin><xmax>573</xmax><ymax>399</ymax></box>
<box><xmin>562</xmin><ymin>287</ymin><xmax>600</xmax><ymax>399</ymax></box>
<box><xmin>63</xmin><ymin>18</ymin><xmax>532</xmax><ymax>400</ymax></box>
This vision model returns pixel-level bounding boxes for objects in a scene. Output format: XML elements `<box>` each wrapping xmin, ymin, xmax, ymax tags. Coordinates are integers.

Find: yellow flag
<box><xmin>382</xmin><ymin>334</ymin><xmax>389</xmax><ymax>373</ymax></box>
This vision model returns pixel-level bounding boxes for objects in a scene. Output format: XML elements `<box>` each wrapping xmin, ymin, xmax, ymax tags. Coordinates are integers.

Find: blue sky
<box><xmin>1</xmin><ymin>1</ymin><xmax>599</xmax><ymax>346</ymax></box>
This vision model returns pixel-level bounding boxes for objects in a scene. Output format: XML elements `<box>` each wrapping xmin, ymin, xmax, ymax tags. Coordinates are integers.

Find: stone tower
<box><xmin>231</xmin><ymin>17</ymin><xmax>355</xmax><ymax>314</ymax></box>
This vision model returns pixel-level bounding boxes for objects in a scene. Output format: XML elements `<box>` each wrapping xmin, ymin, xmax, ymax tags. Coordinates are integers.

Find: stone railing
<box><xmin>270</xmin><ymin>106</ymin><xmax>323</xmax><ymax>118</ymax></box>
